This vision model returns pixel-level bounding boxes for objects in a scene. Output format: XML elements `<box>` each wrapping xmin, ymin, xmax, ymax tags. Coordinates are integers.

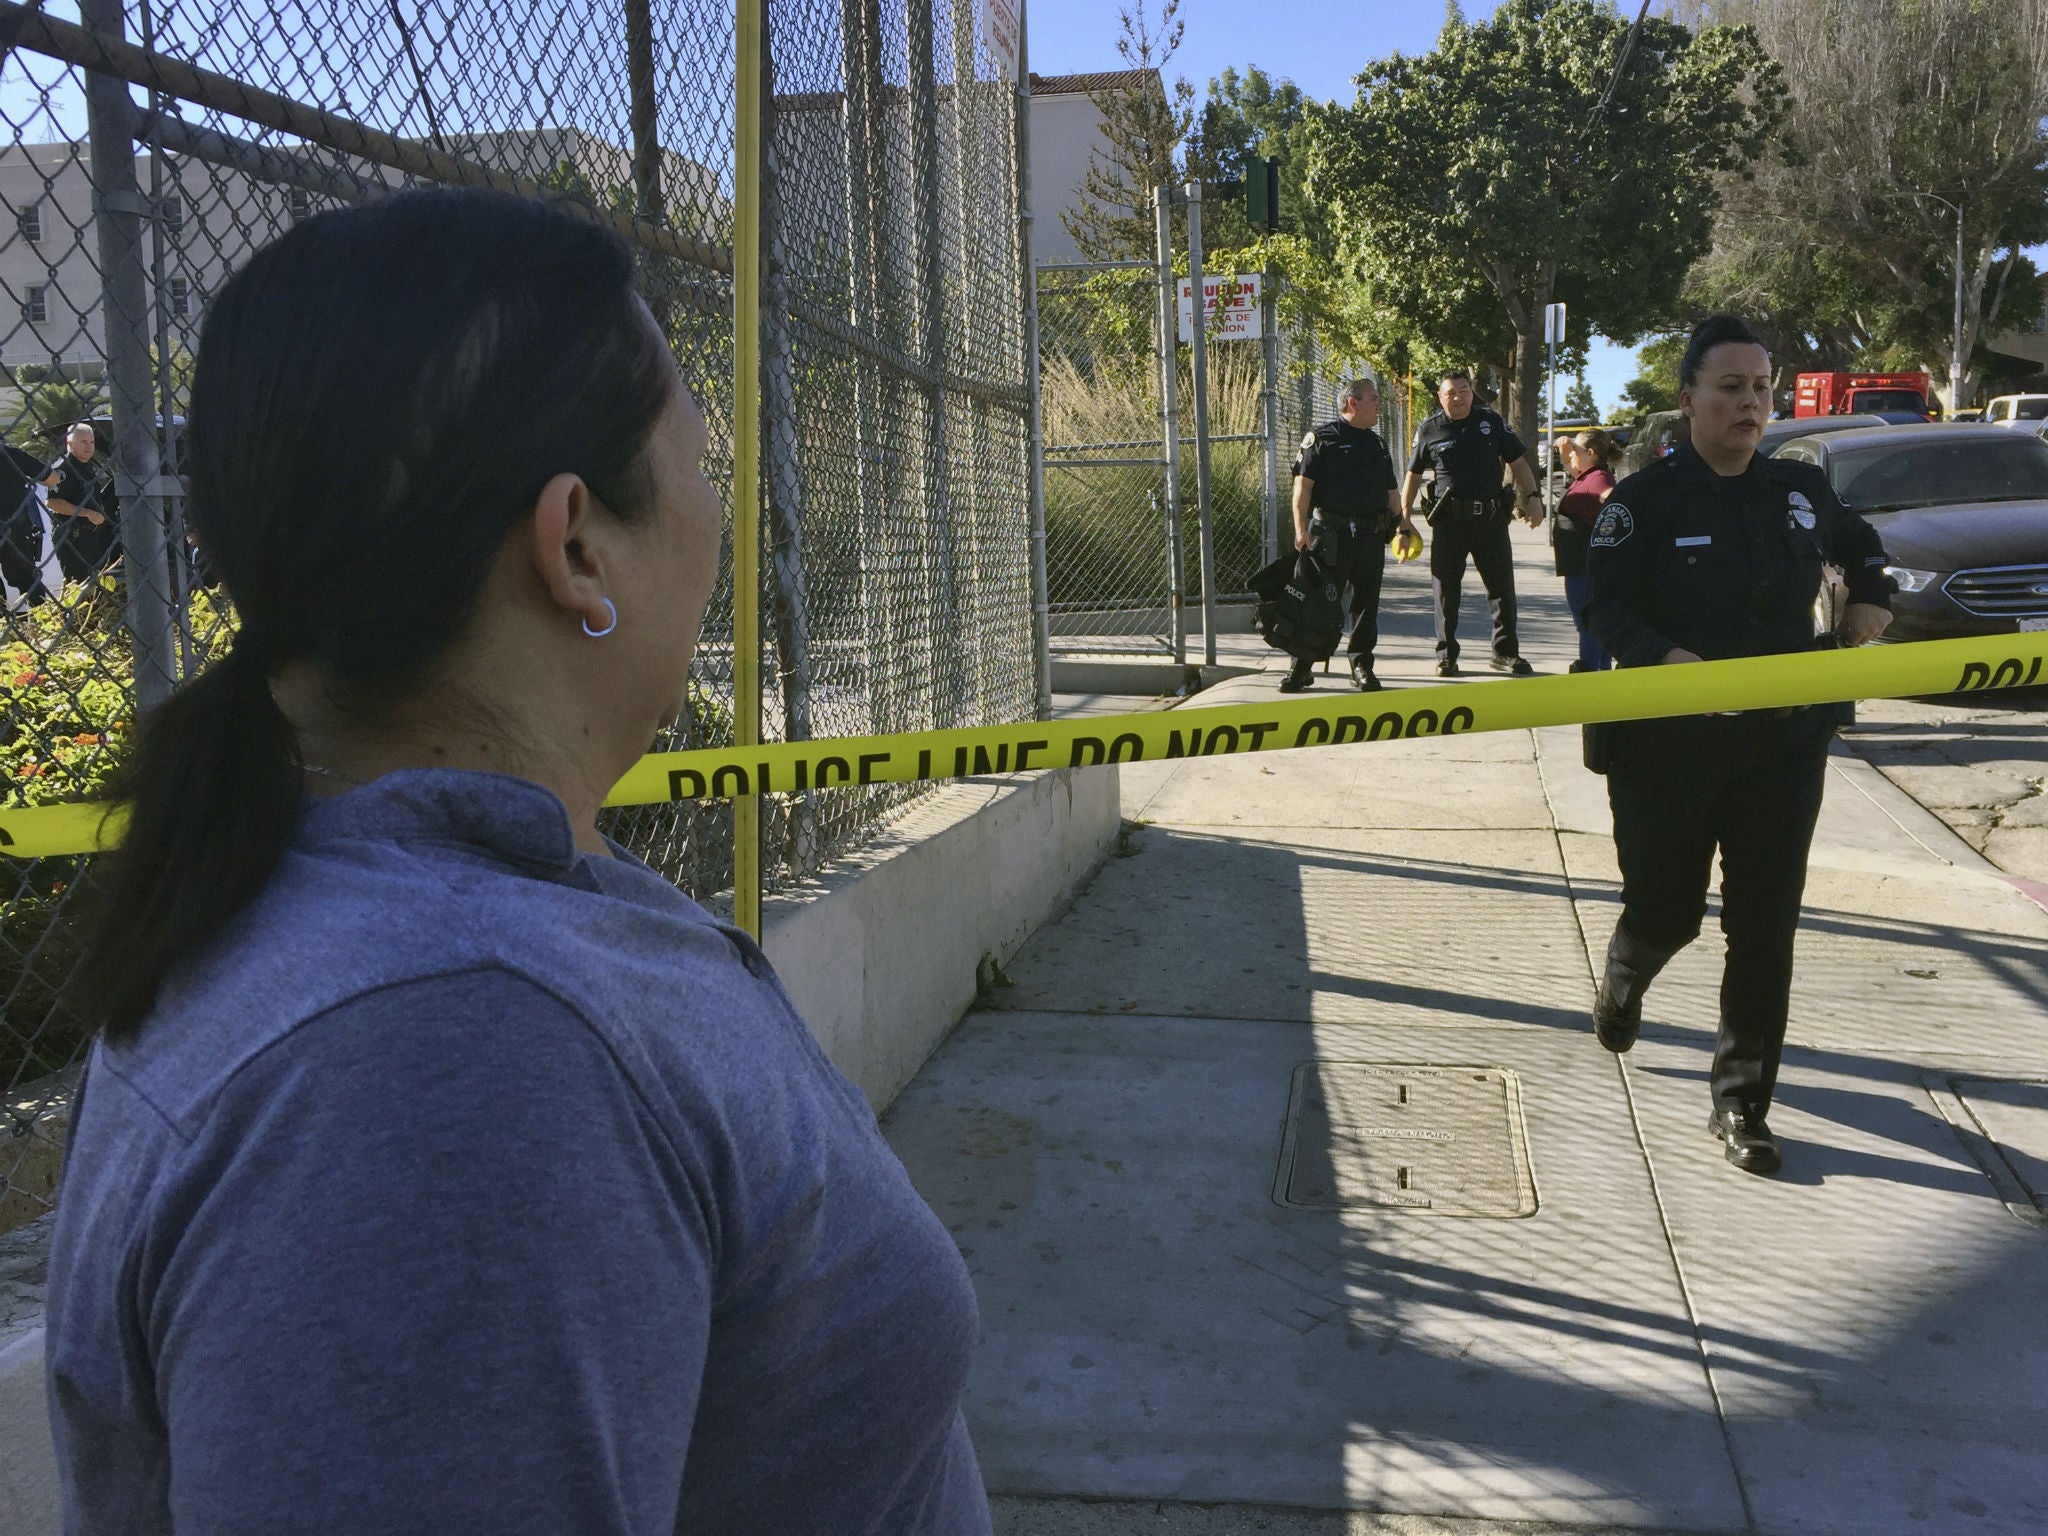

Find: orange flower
<box><xmin>74</xmin><ymin>734</ymin><xmax>101</xmax><ymax>746</ymax></box>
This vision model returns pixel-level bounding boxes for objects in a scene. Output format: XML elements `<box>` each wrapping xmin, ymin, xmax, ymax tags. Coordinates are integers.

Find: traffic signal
<box><xmin>1246</xmin><ymin>156</ymin><xmax>1280</xmax><ymax>233</ymax></box>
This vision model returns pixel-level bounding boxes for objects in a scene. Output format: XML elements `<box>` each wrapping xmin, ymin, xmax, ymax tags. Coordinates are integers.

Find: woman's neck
<box><xmin>274</xmin><ymin>665</ymin><xmax>620</xmax><ymax>857</ymax></box>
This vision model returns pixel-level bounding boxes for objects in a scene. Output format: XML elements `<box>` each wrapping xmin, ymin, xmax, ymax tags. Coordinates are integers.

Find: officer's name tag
<box><xmin>1674</xmin><ymin>536</ymin><xmax>1712</xmax><ymax>547</ymax></box>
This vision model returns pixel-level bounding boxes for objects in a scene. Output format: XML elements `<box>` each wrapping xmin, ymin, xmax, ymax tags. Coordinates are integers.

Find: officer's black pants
<box><xmin>1428</xmin><ymin>509</ymin><xmax>1518</xmax><ymax>662</ymax></box>
<box><xmin>1311</xmin><ymin>517</ymin><xmax>1387</xmax><ymax>662</ymax></box>
<box><xmin>1607</xmin><ymin>710</ymin><xmax>1832</xmax><ymax>1117</ymax></box>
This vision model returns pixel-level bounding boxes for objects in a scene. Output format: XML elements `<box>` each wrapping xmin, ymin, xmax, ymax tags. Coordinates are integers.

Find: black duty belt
<box><xmin>1433</xmin><ymin>496</ymin><xmax>1499</xmax><ymax>517</ymax></box>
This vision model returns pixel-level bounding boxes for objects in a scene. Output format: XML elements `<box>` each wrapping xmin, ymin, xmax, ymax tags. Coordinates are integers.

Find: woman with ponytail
<box><xmin>46</xmin><ymin>189</ymin><xmax>992</xmax><ymax>1535</ymax></box>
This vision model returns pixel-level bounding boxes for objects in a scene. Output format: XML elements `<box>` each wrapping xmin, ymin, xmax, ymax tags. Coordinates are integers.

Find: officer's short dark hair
<box><xmin>1680</xmin><ymin>315</ymin><xmax>1768</xmax><ymax>387</ymax></box>
<box><xmin>1439</xmin><ymin>368</ymin><xmax>1473</xmax><ymax>385</ymax></box>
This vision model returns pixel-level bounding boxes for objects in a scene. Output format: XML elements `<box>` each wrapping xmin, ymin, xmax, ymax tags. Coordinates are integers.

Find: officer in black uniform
<box><xmin>1399</xmin><ymin>370</ymin><xmax>1545</xmax><ymax>676</ymax></box>
<box><xmin>42</xmin><ymin>421</ymin><xmax>119</xmax><ymax>581</ymax></box>
<box><xmin>1585</xmin><ymin>314</ymin><xmax>1892</xmax><ymax>1176</ymax></box>
<box><xmin>1282</xmin><ymin>377</ymin><xmax>1416</xmax><ymax>692</ymax></box>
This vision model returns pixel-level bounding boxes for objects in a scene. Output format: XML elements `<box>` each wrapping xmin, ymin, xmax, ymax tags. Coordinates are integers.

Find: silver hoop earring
<box><xmin>582</xmin><ymin>598</ymin><xmax>618</xmax><ymax>639</ymax></box>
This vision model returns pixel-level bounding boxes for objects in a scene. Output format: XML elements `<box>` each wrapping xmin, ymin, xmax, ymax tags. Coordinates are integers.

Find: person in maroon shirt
<box><xmin>1554</xmin><ymin>429</ymin><xmax>1620</xmax><ymax>671</ymax></box>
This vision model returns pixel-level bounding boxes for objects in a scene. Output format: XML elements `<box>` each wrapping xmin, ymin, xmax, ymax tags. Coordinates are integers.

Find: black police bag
<box><xmin>1249</xmin><ymin>549</ymin><xmax>1344</xmax><ymax>662</ymax></box>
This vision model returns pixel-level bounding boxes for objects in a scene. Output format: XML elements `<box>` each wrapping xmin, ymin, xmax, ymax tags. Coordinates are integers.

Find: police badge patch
<box><xmin>1301</xmin><ymin>431</ymin><xmax>1317</xmax><ymax>453</ymax></box>
<box><xmin>1786</xmin><ymin>491</ymin><xmax>1816</xmax><ymax>530</ymax></box>
<box><xmin>1591</xmin><ymin>504</ymin><xmax>1634</xmax><ymax>549</ymax></box>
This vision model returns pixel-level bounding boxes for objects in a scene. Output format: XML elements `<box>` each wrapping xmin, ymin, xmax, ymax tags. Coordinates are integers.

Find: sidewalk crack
<box><xmin>1534</xmin><ymin>728</ymin><xmax>1761</xmax><ymax>1534</ymax></box>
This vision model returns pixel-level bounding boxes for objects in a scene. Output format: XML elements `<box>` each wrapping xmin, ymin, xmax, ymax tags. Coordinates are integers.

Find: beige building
<box><xmin>1027</xmin><ymin>69</ymin><xmax>1165</xmax><ymax>266</ymax></box>
<box><xmin>0</xmin><ymin>127</ymin><xmax>720</xmax><ymax>386</ymax></box>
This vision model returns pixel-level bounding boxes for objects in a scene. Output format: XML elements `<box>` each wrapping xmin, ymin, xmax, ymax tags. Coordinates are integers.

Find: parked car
<box><xmin>1757</xmin><ymin>413</ymin><xmax>1889</xmax><ymax>457</ymax></box>
<box><xmin>1619</xmin><ymin>410</ymin><xmax>1687</xmax><ymax>477</ymax></box>
<box><xmin>1952</xmin><ymin>407</ymin><xmax>1985</xmax><ymax>423</ymax></box>
<box><xmin>1767</xmin><ymin>423</ymin><xmax>2048</xmax><ymax>639</ymax></box>
<box><xmin>1984</xmin><ymin>393</ymin><xmax>2048</xmax><ymax>426</ymax></box>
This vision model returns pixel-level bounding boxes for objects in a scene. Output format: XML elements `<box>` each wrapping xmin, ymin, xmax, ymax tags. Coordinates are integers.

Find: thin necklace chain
<box><xmin>300</xmin><ymin>763</ymin><xmax>363</xmax><ymax>787</ymax></box>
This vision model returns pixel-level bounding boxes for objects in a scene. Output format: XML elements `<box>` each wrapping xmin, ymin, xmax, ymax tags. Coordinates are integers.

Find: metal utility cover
<box><xmin>1274</xmin><ymin>1062</ymin><xmax>1537</xmax><ymax>1218</ymax></box>
<box><xmin>1926</xmin><ymin>1075</ymin><xmax>2048</xmax><ymax>1228</ymax></box>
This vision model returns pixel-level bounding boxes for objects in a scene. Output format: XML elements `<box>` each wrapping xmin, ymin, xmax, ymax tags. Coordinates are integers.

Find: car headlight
<box><xmin>1884</xmin><ymin>566</ymin><xmax>1940</xmax><ymax>593</ymax></box>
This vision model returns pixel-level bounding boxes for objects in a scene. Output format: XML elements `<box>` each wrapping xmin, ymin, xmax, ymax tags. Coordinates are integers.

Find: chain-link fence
<box><xmin>1036</xmin><ymin>259</ymin><xmax>1177</xmax><ymax>656</ymax></box>
<box><xmin>1033</xmin><ymin>246</ymin><xmax>1374</xmax><ymax>664</ymax></box>
<box><xmin>1</xmin><ymin>0</ymin><xmax>1032</xmax><ymax>1233</ymax></box>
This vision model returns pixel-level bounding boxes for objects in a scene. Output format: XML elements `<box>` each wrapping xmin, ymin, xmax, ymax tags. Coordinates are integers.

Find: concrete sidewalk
<box><xmin>886</xmin><ymin>522</ymin><xmax>2048</xmax><ymax>1536</ymax></box>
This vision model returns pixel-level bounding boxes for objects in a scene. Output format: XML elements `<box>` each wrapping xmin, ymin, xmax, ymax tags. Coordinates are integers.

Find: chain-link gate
<box><xmin>1034</xmin><ymin>258</ymin><xmax>1181</xmax><ymax>660</ymax></box>
<box><xmin>1</xmin><ymin>0</ymin><xmax>1034</xmax><ymax>1235</ymax></box>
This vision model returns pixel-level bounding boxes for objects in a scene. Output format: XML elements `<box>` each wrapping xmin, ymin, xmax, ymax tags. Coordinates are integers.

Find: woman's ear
<box><xmin>524</xmin><ymin>472</ymin><xmax>614</xmax><ymax>631</ymax></box>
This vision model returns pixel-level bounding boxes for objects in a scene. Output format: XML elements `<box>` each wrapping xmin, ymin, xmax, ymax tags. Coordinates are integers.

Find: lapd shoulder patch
<box><xmin>1786</xmin><ymin>490</ymin><xmax>1816</xmax><ymax>530</ymax></box>
<box><xmin>1591</xmin><ymin>504</ymin><xmax>1634</xmax><ymax>549</ymax></box>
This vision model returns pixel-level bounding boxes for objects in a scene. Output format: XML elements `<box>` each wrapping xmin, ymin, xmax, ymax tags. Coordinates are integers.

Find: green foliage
<box><xmin>1615</xmin><ymin>334</ymin><xmax>1685</xmax><ymax>420</ymax></box>
<box><xmin>1062</xmin><ymin>2</ymin><xmax>1198</xmax><ymax>262</ymax></box>
<box><xmin>1</xmin><ymin>579</ymin><xmax>235</xmax><ymax>810</ymax></box>
<box><xmin>1683</xmin><ymin>0</ymin><xmax>2048</xmax><ymax>403</ymax></box>
<box><xmin>1561</xmin><ymin>377</ymin><xmax>1599</xmax><ymax>421</ymax></box>
<box><xmin>1303</xmin><ymin>0</ymin><xmax>1783</xmax><ymax>439</ymax></box>
<box><xmin>6</xmin><ymin>378</ymin><xmax>106</xmax><ymax>455</ymax></box>
<box><xmin>1039</xmin><ymin>341</ymin><xmax>1268</xmax><ymax>606</ymax></box>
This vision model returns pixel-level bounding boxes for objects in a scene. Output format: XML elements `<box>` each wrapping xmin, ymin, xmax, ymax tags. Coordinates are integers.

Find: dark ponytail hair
<box><xmin>86</xmin><ymin>188</ymin><xmax>678</xmax><ymax>1042</ymax></box>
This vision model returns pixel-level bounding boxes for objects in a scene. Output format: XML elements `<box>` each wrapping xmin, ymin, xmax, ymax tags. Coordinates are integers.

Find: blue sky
<box><xmin>1025</xmin><ymin>0</ymin><xmax>1652</xmax><ymax>415</ymax></box>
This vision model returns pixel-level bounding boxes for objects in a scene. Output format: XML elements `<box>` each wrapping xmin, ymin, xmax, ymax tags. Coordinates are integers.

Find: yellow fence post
<box><xmin>732</xmin><ymin>0</ymin><xmax>763</xmax><ymax>938</ymax></box>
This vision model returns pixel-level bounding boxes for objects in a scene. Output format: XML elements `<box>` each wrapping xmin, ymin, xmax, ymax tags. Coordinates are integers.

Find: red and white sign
<box><xmin>980</xmin><ymin>0</ymin><xmax>1020</xmax><ymax>81</ymax></box>
<box><xmin>1177</xmin><ymin>273</ymin><xmax>1263</xmax><ymax>341</ymax></box>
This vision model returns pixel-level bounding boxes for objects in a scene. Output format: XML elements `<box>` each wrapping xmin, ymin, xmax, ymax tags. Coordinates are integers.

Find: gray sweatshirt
<box><xmin>45</xmin><ymin>769</ymin><xmax>990</xmax><ymax>1534</ymax></box>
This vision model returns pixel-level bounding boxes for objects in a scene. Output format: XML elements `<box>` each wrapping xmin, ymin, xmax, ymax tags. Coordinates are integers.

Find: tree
<box><xmin>1562</xmin><ymin>376</ymin><xmax>1599</xmax><ymax>420</ymax></box>
<box><xmin>1613</xmin><ymin>333</ymin><xmax>1685</xmax><ymax>421</ymax></box>
<box><xmin>1061</xmin><ymin>1</ymin><xmax>1197</xmax><ymax>262</ymax></box>
<box><xmin>1683</xmin><ymin>0</ymin><xmax>2048</xmax><ymax>409</ymax></box>
<box><xmin>1186</xmin><ymin>65</ymin><xmax>1310</xmax><ymax>249</ymax></box>
<box><xmin>1303</xmin><ymin>0</ymin><xmax>1783</xmax><ymax>445</ymax></box>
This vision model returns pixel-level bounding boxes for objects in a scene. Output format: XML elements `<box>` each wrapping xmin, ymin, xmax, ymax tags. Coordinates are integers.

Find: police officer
<box><xmin>42</xmin><ymin>421</ymin><xmax>119</xmax><ymax>581</ymax></box>
<box><xmin>1584</xmin><ymin>314</ymin><xmax>1892</xmax><ymax>1176</ymax></box>
<box><xmin>1399</xmin><ymin>370</ymin><xmax>1545</xmax><ymax>676</ymax></box>
<box><xmin>1282</xmin><ymin>377</ymin><xmax>1416</xmax><ymax>692</ymax></box>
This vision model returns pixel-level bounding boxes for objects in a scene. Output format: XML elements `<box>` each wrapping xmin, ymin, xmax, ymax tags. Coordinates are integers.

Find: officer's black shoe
<box><xmin>1435</xmin><ymin>659</ymin><xmax>1461</xmax><ymax>677</ymax></box>
<box><xmin>1591</xmin><ymin>978</ymin><xmax>1641</xmax><ymax>1053</ymax></box>
<box><xmin>1591</xmin><ymin>922</ymin><xmax>1676</xmax><ymax>1054</ymax></box>
<box><xmin>1278</xmin><ymin>659</ymin><xmax>1314</xmax><ymax>693</ymax></box>
<box><xmin>1350</xmin><ymin>658</ymin><xmax>1382</xmax><ymax>691</ymax></box>
<box><xmin>1707</xmin><ymin>1109</ymin><xmax>1782</xmax><ymax>1175</ymax></box>
<box><xmin>1490</xmin><ymin>655</ymin><xmax>1535</xmax><ymax>677</ymax></box>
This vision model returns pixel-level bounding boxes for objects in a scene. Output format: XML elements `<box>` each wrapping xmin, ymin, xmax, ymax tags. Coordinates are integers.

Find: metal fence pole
<box><xmin>1016</xmin><ymin>17</ymin><xmax>1050</xmax><ymax>718</ymax></box>
<box><xmin>758</xmin><ymin>20</ymin><xmax>817</xmax><ymax>872</ymax></box>
<box><xmin>839</xmin><ymin>0</ymin><xmax>892</xmax><ymax>736</ymax></box>
<box><xmin>1183</xmin><ymin>180</ymin><xmax>1217</xmax><ymax>668</ymax></box>
<box><xmin>908</xmin><ymin>0</ymin><xmax>956</xmax><ymax>729</ymax></box>
<box><xmin>1260</xmin><ymin>268</ymin><xmax>1279</xmax><ymax>567</ymax></box>
<box><xmin>80</xmin><ymin>0</ymin><xmax>177</xmax><ymax>709</ymax></box>
<box><xmin>732</xmin><ymin>0</ymin><xmax>764</xmax><ymax>938</ymax></box>
<box><xmin>1152</xmin><ymin>186</ymin><xmax>1185</xmax><ymax>667</ymax></box>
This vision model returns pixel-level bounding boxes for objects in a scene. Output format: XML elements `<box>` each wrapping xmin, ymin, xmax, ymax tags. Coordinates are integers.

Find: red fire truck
<box><xmin>1792</xmin><ymin>371</ymin><xmax>1932</xmax><ymax>418</ymax></box>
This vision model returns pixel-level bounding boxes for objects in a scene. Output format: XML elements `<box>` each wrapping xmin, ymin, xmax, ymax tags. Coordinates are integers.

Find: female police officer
<box><xmin>1583</xmin><ymin>315</ymin><xmax>1892</xmax><ymax>1175</ymax></box>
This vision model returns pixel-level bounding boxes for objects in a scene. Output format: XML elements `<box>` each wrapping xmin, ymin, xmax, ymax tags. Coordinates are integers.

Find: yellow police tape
<box><xmin>3</xmin><ymin>632</ymin><xmax>2044</xmax><ymax>862</ymax></box>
